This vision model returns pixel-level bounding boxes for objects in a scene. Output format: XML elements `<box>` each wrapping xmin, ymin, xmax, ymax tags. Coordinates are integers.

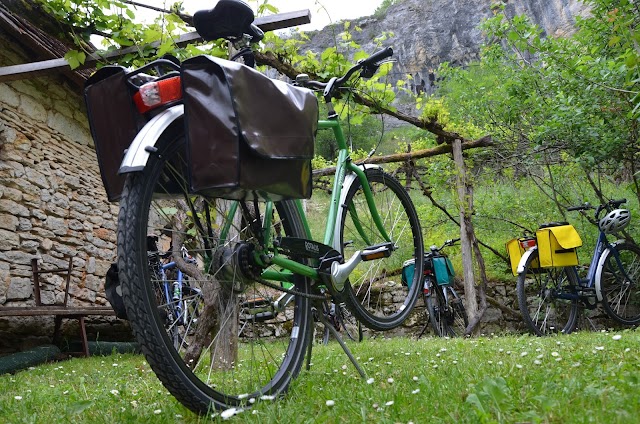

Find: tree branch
<box><xmin>312</xmin><ymin>135</ymin><xmax>493</xmax><ymax>177</ymax></box>
<box><xmin>254</xmin><ymin>50</ymin><xmax>489</xmax><ymax>144</ymax></box>
<box><xmin>123</xmin><ymin>0</ymin><xmax>194</xmax><ymax>26</ymax></box>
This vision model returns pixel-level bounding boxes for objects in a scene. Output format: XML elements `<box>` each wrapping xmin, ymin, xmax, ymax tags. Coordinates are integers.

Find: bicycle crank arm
<box><xmin>330</xmin><ymin>242</ymin><xmax>395</xmax><ymax>291</ymax></box>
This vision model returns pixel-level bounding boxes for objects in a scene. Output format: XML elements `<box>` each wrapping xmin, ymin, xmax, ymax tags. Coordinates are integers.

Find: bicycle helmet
<box><xmin>599</xmin><ymin>209</ymin><xmax>631</xmax><ymax>234</ymax></box>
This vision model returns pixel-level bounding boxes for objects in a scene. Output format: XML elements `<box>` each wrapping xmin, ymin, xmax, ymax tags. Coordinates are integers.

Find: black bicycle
<box><xmin>515</xmin><ymin>199</ymin><xmax>640</xmax><ymax>336</ymax></box>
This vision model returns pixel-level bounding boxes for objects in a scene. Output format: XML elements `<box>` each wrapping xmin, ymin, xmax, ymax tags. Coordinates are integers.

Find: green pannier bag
<box><xmin>433</xmin><ymin>256</ymin><xmax>455</xmax><ymax>286</ymax></box>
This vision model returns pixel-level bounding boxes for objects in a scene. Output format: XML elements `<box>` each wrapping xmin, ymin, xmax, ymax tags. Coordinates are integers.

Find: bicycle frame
<box><xmin>160</xmin><ymin>261</ymin><xmax>184</xmax><ymax>313</ymax></box>
<box><xmin>218</xmin><ymin>118</ymin><xmax>392</xmax><ymax>293</ymax></box>
<box><xmin>575</xmin><ymin>231</ymin><xmax>610</xmax><ymax>288</ymax></box>
<box><xmin>521</xmin><ymin>230</ymin><xmax>629</xmax><ymax>304</ymax></box>
<box><xmin>119</xmin><ymin>100</ymin><xmax>397</xmax><ymax>321</ymax></box>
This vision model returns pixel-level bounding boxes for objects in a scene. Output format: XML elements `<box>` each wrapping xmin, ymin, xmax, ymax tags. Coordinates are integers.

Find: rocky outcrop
<box><xmin>305</xmin><ymin>0</ymin><xmax>589</xmax><ymax>93</ymax></box>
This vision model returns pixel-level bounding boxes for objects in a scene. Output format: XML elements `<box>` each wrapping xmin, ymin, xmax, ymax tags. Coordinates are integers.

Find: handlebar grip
<box><xmin>362</xmin><ymin>47</ymin><xmax>393</xmax><ymax>66</ymax></box>
<box><xmin>567</xmin><ymin>206</ymin><xmax>583</xmax><ymax>211</ymax></box>
<box><xmin>611</xmin><ymin>198</ymin><xmax>627</xmax><ymax>206</ymax></box>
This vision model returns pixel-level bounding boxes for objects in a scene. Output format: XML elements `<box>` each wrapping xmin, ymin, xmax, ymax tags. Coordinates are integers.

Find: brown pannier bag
<box><xmin>84</xmin><ymin>66</ymin><xmax>145</xmax><ymax>202</ymax></box>
<box><xmin>181</xmin><ymin>55</ymin><xmax>318</xmax><ymax>201</ymax></box>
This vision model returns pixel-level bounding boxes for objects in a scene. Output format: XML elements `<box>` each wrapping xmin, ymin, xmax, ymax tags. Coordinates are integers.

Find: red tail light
<box><xmin>133</xmin><ymin>76</ymin><xmax>182</xmax><ymax>113</ymax></box>
<box><xmin>520</xmin><ymin>238</ymin><xmax>536</xmax><ymax>250</ymax></box>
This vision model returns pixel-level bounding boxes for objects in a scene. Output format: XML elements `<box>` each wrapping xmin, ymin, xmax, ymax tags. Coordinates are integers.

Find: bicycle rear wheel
<box><xmin>340</xmin><ymin>169</ymin><xmax>424</xmax><ymax>331</ymax></box>
<box><xmin>516</xmin><ymin>249</ymin><xmax>579</xmax><ymax>336</ymax></box>
<box><xmin>117</xmin><ymin>121</ymin><xmax>312</xmax><ymax>414</ymax></box>
<box><xmin>597</xmin><ymin>242</ymin><xmax>640</xmax><ymax>325</ymax></box>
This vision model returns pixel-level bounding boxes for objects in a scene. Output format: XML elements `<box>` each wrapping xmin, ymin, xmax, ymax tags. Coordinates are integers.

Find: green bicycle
<box><xmin>110</xmin><ymin>0</ymin><xmax>424</xmax><ymax>414</ymax></box>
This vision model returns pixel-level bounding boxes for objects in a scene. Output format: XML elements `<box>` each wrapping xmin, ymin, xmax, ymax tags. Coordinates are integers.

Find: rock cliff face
<box><xmin>305</xmin><ymin>0</ymin><xmax>589</xmax><ymax>91</ymax></box>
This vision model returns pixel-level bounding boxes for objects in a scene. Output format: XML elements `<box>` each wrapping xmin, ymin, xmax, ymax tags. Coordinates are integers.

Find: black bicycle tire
<box><xmin>336</xmin><ymin>302</ymin><xmax>363</xmax><ymax>342</ymax></box>
<box><xmin>340</xmin><ymin>168</ymin><xmax>424</xmax><ymax>331</ymax></box>
<box><xmin>424</xmin><ymin>278</ymin><xmax>445</xmax><ymax>337</ymax></box>
<box><xmin>444</xmin><ymin>286</ymin><xmax>469</xmax><ymax>337</ymax></box>
<box><xmin>117</xmin><ymin>122</ymin><xmax>312</xmax><ymax>414</ymax></box>
<box><xmin>516</xmin><ymin>249</ymin><xmax>579</xmax><ymax>336</ymax></box>
<box><xmin>597</xmin><ymin>242</ymin><xmax>640</xmax><ymax>325</ymax></box>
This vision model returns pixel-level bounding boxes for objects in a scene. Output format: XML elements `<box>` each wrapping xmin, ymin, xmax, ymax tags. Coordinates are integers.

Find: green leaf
<box><xmin>624</xmin><ymin>54</ymin><xmax>637</xmax><ymax>68</ymax></box>
<box><xmin>465</xmin><ymin>393</ymin><xmax>485</xmax><ymax>413</ymax></box>
<box><xmin>64</xmin><ymin>50</ymin><xmax>86</xmax><ymax>70</ymax></box>
<box><xmin>66</xmin><ymin>400</ymin><xmax>94</xmax><ymax>415</ymax></box>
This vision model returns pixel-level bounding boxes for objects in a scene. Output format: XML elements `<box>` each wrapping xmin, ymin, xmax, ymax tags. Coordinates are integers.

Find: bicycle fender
<box><xmin>118</xmin><ymin>104</ymin><xmax>184</xmax><ymax>174</ymax></box>
<box><xmin>516</xmin><ymin>246</ymin><xmax>537</xmax><ymax>275</ymax></box>
<box><xmin>331</xmin><ymin>164</ymin><xmax>382</xmax><ymax>251</ymax></box>
<box><xmin>594</xmin><ymin>239</ymin><xmax>625</xmax><ymax>302</ymax></box>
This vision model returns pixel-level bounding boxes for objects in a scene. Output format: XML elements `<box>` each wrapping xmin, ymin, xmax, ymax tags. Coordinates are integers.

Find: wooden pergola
<box><xmin>0</xmin><ymin>2</ymin><xmax>310</xmax><ymax>88</ymax></box>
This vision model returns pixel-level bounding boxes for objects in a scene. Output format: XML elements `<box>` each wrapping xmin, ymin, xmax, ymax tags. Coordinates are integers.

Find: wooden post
<box><xmin>452</xmin><ymin>139</ymin><xmax>478</xmax><ymax>325</ymax></box>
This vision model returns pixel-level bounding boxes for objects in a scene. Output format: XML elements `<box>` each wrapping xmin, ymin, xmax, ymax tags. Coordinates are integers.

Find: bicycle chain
<box><xmin>255</xmin><ymin>276</ymin><xmax>326</xmax><ymax>300</ymax></box>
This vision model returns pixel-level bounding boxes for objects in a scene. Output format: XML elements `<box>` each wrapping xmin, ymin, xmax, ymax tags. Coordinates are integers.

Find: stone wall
<box><xmin>376</xmin><ymin>278</ymin><xmax>619</xmax><ymax>339</ymax></box>
<box><xmin>0</xmin><ymin>32</ymin><xmax>127</xmax><ymax>352</ymax></box>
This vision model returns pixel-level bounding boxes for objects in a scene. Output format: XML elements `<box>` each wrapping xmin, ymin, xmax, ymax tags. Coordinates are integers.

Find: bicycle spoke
<box><xmin>517</xmin><ymin>251</ymin><xmax>578</xmax><ymax>336</ymax></box>
<box><xmin>118</xmin><ymin>129</ymin><xmax>312</xmax><ymax>413</ymax></box>
<box><xmin>599</xmin><ymin>242</ymin><xmax>640</xmax><ymax>324</ymax></box>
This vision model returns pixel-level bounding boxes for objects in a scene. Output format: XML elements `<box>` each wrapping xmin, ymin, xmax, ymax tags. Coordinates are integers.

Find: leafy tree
<box><xmin>437</xmin><ymin>0</ymin><xmax>640</xmax><ymax>207</ymax></box>
<box><xmin>34</xmin><ymin>0</ymin><xmax>495</xmax><ymax>334</ymax></box>
<box><xmin>374</xmin><ymin>0</ymin><xmax>400</xmax><ymax>18</ymax></box>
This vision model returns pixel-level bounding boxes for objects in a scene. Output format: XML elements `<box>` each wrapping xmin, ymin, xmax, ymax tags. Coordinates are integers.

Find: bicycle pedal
<box><xmin>360</xmin><ymin>242</ymin><xmax>395</xmax><ymax>261</ymax></box>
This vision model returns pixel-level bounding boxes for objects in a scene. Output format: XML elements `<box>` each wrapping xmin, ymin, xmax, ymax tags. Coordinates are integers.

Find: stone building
<box><xmin>0</xmin><ymin>3</ymin><xmax>126</xmax><ymax>352</ymax></box>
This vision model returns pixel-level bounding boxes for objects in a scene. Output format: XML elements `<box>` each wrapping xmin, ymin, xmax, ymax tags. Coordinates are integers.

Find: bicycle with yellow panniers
<box><xmin>508</xmin><ymin>199</ymin><xmax>640</xmax><ymax>336</ymax></box>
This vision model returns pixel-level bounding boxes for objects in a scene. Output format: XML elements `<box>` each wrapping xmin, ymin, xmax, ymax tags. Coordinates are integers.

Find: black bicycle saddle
<box><xmin>193</xmin><ymin>0</ymin><xmax>264</xmax><ymax>43</ymax></box>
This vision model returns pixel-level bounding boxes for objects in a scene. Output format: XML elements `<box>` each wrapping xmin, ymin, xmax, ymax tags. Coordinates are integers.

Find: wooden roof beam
<box><xmin>0</xmin><ymin>9</ymin><xmax>311</xmax><ymax>83</ymax></box>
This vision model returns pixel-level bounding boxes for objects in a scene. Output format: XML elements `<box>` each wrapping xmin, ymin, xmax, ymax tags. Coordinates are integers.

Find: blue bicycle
<box><xmin>515</xmin><ymin>199</ymin><xmax>640</xmax><ymax>335</ymax></box>
<box><xmin>147</xmin><ymin>237</ymin><xmax>204</xmax><ymax>350</ymax></box>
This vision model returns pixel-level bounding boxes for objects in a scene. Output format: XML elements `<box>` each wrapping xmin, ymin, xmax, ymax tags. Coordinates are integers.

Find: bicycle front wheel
<box><xmin>340</xmin><ymin>169</ymin><xmax>424</xmax><ymax>331</ymax></box>
<box><xmin>516</xmin><ymin>249</ymin><xmax>579</xmax><ymax>336</ymax></box>
<box><xmin>117</xmin><ymin>121</ymin><xmax>312</xmax><ymax>414</ymax></box>
<box><xmin>425</xmin><ymin>280</ymin><xmax>468</xmax><ymax>337</ymax></box>
<box><xmin>425</xmin><ymin>277</ymin><xmax>446</xmax><ymax>337</ymax></box>
<box><xmin>597</xmin><ymin>242</ymin><xmax>640</xmax><ymax>325</ymax></box>
<box><xmin>335</xmin><ymin>302</ymin><xmax>363</xmax><ymax>342</ymax></box>
<box><xmin>445</xmin><ymin>286</ymin><xmax>468</xmax><ymax>336</ymax></box>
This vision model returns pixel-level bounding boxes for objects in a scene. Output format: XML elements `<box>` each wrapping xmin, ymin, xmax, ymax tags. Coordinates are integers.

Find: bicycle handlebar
<box><xmin>567</xmin><ymin>199</ymin><xmax>626</xmax><ymax>221</ymax></box>
<box><xmin>568</xmin><ymin>199</ymin><xmax>626</xmax><ymax>212</ymax></box>
<box><xmin>363</xmin><ymin>46</ymin><xmax>394</xmax><ymax>68</ymax></box>
<box><xmin>299</xmin><ymin>47</ymin><xmax>394</xmax><ymax>98</ymax></box>
<box><xmin>567</xmin><ymin>203</ymin><xmax>592</xmax><ymax>212</ymax></box>
<box><xmin>430</xmin><ymin>237</ymin><xmax>461</xmax><ymax>253</ymax></box>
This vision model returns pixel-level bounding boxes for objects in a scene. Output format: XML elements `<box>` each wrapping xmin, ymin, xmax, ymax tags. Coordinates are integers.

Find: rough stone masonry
<box><xmin>0</xmin><ymin>32</ymin><xmax>126</xmax><ymax>352</ymax></box>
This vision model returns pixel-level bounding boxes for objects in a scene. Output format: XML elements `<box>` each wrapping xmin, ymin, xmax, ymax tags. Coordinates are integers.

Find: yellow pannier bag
<box><xmin>506</xmin><ymin>237</ymin><xmax>539</xmax><ymax>276</ymax></box>
<box><xmin>535</xmin><ymin>224</ymin><xmax>582</xmax><ymax>268</ymax></box>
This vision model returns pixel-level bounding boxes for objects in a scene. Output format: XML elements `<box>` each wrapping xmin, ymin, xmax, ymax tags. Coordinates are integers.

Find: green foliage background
<box><xmin>36</xmin><ymin>0</ymin><xmax>640</xmax><ymax>280</ymax></box>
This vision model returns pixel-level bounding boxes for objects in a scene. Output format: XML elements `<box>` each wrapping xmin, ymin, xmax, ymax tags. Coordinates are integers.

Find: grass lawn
<box><xmin>1</xmin><ymin>329</ymin><xmax>639</xmax><ymax>423</ymax></box>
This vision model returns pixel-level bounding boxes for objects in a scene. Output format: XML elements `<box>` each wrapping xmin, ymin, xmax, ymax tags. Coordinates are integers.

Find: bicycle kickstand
<box><xmin>416</xmin><ymin>321</ymin><xmax>430</xmax><ymax>339</ymax></box>
<box><xmin>311</xmin><ymin>306</ymin><xmax>367</xmax><ymax>379</ymax></box>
